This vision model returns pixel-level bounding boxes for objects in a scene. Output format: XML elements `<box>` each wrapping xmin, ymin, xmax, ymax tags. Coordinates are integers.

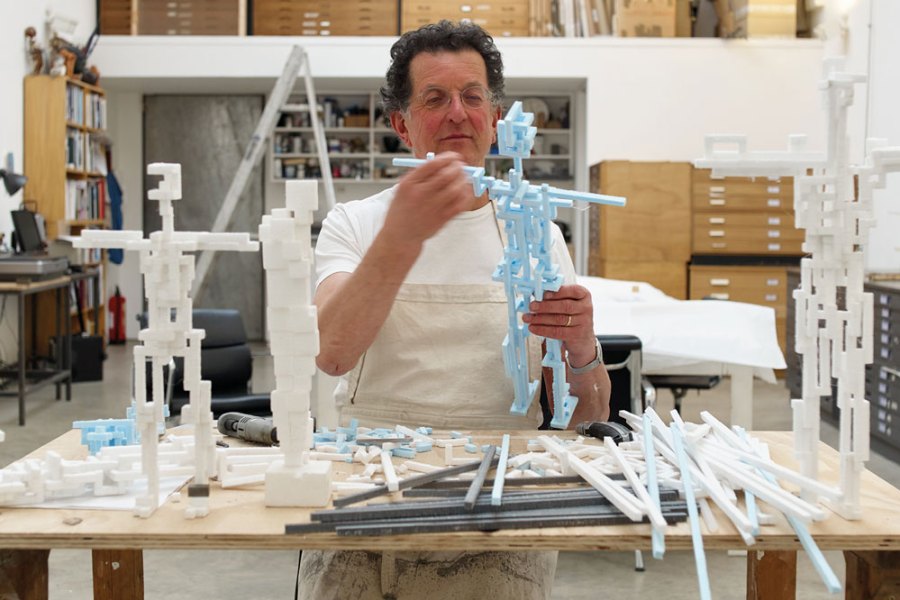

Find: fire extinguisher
<box><xmin>109</xmin><ymin>286</ymin><xmax>126</xmax><ymax>344</ymax></box>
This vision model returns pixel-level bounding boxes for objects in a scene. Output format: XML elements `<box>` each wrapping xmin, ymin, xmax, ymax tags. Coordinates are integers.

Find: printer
<box><xmin>0</xmin><ymin>209</ymin><xmax>68</xmax><ymax>281</ymax></box>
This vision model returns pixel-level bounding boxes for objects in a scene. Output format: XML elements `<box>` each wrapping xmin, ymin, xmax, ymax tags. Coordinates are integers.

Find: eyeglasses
<box><xmin>411</xmin><ymin>85</ymin><xmax>494</xmax><ymax>112</ymax></box>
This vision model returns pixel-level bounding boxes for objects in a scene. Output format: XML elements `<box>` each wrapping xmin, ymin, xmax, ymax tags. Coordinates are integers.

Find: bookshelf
<box><xmin>269</xmin><ymin>91</ymin><xmax>575</xmax><ymax>186</ymax></box>
<box><xmin>23</xmin><ymin>75</ymin><xmax>109</xmax><ymax>354</ymax></box>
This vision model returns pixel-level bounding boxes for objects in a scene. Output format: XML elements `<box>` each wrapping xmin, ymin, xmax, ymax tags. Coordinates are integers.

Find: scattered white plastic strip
<box><xmin>538</xmin><ymin>435</ymin><xmax>644</xmax><ymax>521</ymax></box>
<box><xmin>641</xmin><ymin>412</ymin><xmax>666</xmax><ymax>560</ymax></box>
<box><xmin>604</xmin><ymin>437</ymin><xmax>667</xmax><ymax>530</ymax></box>
<box><xmin>670</xmin><ymin>423</ymin><xmax>712</xmax><ymax>600</ymax></box>
<box><xmin>491</xmin><ymin>434</ymin><xmax>511</xmax><ymax>506</ymax></box>
<box><xmin>381</xmin><ymin>451</ymin><xmax>399</xmax><ymax>493</ymax></box>
<box><xmin>738</xmin><ymin>429</ymin><xmax>842</xmax><ymax>594</ymax></box>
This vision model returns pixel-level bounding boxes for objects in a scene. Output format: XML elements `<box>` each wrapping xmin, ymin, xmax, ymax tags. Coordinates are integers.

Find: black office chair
<box><xmin>137</xmin><ymin>309</ymin><xmax>271</xmax><ymax>418</ymax></box>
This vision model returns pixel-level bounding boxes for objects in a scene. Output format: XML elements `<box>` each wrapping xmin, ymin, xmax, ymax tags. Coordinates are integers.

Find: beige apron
<box><xmin>300</xmin><ymin>218</ymin><xmax>556</xmax><ymax>599</ymax></box>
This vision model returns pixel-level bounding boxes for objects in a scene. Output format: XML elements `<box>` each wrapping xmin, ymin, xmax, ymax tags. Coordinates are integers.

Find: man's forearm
<box><xmin>316</xmin><ymin>233</ymin><xmax>421</xmax><ymax>375</ymax></box>
<box><xmin>567</xmin><ymin>365</ymin><xmax>612</xmax><ymax>424</ymax></box>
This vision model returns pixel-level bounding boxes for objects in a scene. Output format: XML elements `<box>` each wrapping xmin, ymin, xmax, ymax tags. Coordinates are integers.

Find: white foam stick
<box><xmin>404</xmin><ymin>461</ymin><xmax>440</xmax><ymax>474</ymax></box>
<box><xmin>670</xmin><ymin>424</ymin><xmax>712</xmax><ymax>600</ymax></box>
<box><xmin>381</xmin><ymin>451</ymin><xmax>399</xmax><ymax>493</ymax></box>
<box><xmin>698</xmin><ymin>498</ymin><xmax>720</xmax><ymax>532</ymax></box>
<box><xmin>538</xmin><ymin>436</ymin><xmax>644</xmax><ymax>521</ymax></box>
<box><xmin>742</xmin><ymin>430</ymin><xmax>842</xmax><ymax>593</ymax></box>
<box><xmin>647</xmin><ymin>416</ymin><xmax>755</xmax><ymax>543</ymax></box>
<box><xmin>604</xmin><ymin>437</ymin><xmax>667</xmax><ymax>530</ymax></box>
<box><xmin>394</xmin><ymin>425</ymin><xmax>433</xmax><ymax>444</ymax></box>
<box><xmin>701</xmin><ymin>411</ymin><xmax>843</xmax><ymax>503</ymax></box>
<box><xmin>641</xmin><ymin>412</ymin><xmax>666</xmax><ymax>560</ymax></box>
<box><xmin>491</xmin><ymin>434</ymin><xmax>511</xmax><ymax>507</ymax></box>
<box><xmin>703</xmin><ymin>454</ymin><xmax>825</xmax><ymax>522</ymax></box>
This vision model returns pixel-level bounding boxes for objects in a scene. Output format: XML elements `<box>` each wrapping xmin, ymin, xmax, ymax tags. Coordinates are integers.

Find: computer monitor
<box><xmin>10</xmin><ymin>209</ymin><xmax>46</xmax><ymax>254</ymax></box>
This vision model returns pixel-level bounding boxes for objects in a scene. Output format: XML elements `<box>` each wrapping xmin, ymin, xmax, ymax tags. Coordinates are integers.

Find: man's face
<box><xmin>390</xmin><ymin>49</ymin><xmax>501</xmax><ymax>167</ymax></box>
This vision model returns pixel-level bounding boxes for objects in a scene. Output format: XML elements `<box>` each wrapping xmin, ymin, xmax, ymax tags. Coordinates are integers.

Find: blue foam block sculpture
<box><xmin>394</xmin><ymin>101</ymin><xmax>625</xmax><ymax>429</ymax></box>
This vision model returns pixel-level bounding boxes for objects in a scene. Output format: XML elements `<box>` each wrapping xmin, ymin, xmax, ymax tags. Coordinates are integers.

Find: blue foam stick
<box><xmin>736</xmin><ymin>429</ymin><xmax>841</xmax><ymax>593</ymax></box>
<box><xmin>393</xmin><ymin>101</ymin><xmax>625</xmax><ymax>430</ymax></box>
<box><xmin>671</xmin><ymin>423</ymin><xmax>712</xmax><ymax>600</ymax></box>
<box><xmin>642</xmin><ymin>412</ymin><xmax>666</xmax><ymax>559</ymax></box>
<box><xmin>491</xmin><ymin>434</ymin><xmax>511</xmax><ymax>506</ymax></box>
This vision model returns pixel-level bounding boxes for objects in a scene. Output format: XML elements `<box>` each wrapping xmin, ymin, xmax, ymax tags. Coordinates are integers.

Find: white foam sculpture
<box><xmin>75</xmin><ymin>163</ymin><xmax>260</xmax><ymax>518</ymax></box>
<box><xmin>695</xmin><ymin>57</ymin><xmax>900</xmax><ymax>519</ymax></box>
<box><xmin>258</xmin><ymin>180</ymin><xmax>332</xmax><ymax>506</ymax></box>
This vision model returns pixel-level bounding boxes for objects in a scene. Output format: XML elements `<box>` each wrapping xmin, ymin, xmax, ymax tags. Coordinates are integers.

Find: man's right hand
<box><xmin>381</xmin><ymin>152</ymin><xmax>473</xmax><ymax>246</ymax></box>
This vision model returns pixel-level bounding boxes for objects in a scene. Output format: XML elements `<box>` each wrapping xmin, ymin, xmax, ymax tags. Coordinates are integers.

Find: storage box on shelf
<box><xmin>23</xmin><ymin>75</ymin><xmax>109</xmax><ymax>353</ymax></box>
<box><xmin>614</xmin><ymin>0</ymin><xmax>677</xmax><ymax>37</ymax></box>
<box><xmin>254</xmin><ymin>0</ymin><xmax>398</xmax><ymax>35</ymax></box>
<box><xmin>588</xmin><ymin>161</ymin><xmax>692</xmax><ymax>299</ymax></box>
<box><xmin>100</xmin><ymin>0</ymin><xmax>247</xmax><ymax>35</ymax></box>
<box><xmin>401</xmin><ymin>0</ymin><xmax>530</xmax><ymax>37</ymax></box>
<box><xmin>714</xmin><ymin>0</ymin><xmax>797</xmax><ymax>38</ymax></box>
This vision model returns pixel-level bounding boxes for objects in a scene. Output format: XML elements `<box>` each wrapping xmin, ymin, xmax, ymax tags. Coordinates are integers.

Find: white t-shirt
<box><xmin>315</xmin><ymin>186</ymin><xmax>577</xmax><ymax>287</ymax></box>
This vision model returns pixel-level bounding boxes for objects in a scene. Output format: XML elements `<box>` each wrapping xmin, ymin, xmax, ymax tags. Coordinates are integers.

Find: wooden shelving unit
<box><xmin>23</xmin><ymin>75</ymin><xmax>109</xmax><ymax>354</ymax></box>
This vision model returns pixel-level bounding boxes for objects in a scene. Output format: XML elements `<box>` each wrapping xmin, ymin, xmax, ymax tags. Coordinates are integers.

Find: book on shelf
<box><xmin>65</xmin><ymin>178</ymin><xmax>106</xmax><ymax>221</ymax></box>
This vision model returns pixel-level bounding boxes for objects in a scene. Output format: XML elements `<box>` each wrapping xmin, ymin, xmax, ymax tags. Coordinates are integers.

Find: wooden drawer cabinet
<box><xmin>401</xmin><ymin>0</ymin><xmax>530</xmax><ymax>36</ymax></box>
<box><xmin>690</xmin><ymin>264</ymin><xmax>789</xmax><ymax>353</ymax></box>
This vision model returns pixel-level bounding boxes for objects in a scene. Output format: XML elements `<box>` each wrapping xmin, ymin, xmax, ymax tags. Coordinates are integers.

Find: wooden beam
<box><xmin>93</xmin><ymin>549</ymin><xmax>144</xmax><ymax>600</ymax></box>
<box><xmin>746</xmin><ymin>550</ymin><xmax>796</xmax><ymax>600</ymax></box>
<box><xmin>0</xmin><ymin>549</ymin><xmax>50</xmax><ymax>600</ymax></box>
<box><xmin>845</xmin><ymin>550</ymin><xmax>900</xmax><ymax>600</ymax></box>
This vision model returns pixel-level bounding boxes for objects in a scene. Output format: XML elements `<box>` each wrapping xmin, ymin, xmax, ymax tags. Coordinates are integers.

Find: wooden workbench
<box><xmin>1</xmin><ymin>430</ymin><xmax>898</xmax><ymax>599</ymax></box>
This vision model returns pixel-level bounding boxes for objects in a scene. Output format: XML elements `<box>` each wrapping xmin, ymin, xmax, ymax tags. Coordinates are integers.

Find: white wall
<box><xmin>0</xmin><ymin>0</ymin><xmax>95</xmax><ymax>363</ymax></box>
<box><xmin>865</xmin><ymin>0</ymin><xmax>900</xmax><ymax>272</ymax></box>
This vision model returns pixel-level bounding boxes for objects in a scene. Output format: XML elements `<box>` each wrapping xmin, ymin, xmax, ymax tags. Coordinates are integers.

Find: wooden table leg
<box><xmin>92</xmin><ymin>549</ymin><xmax>144</xmax><ymax>600</ymax></box>
<box><xmin>747</xmin><ymin>550</ymin><xmax>797</xmax><ymax>600</ymax></box>
<box><xmin>845</xmin><ymin>550</ymin><xmax>900</xmax><ymax>599</ymax></box>
<box><xmin>0</xmin><ymin>549</ymin><xmax>50</xmax><ymax>600</ymax></box>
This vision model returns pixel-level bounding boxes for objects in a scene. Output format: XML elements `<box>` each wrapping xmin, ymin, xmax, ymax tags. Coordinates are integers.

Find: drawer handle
<box><xmin>768</xmin><ymin>230</ymin><xmax>781</xmax><ymax>238</ymax></box>
<box><xmin>710</xmin><ymin>186</ymin><xmax>725</xmax><ymax>193</ymax></box>
<box><xmin>711</xmin><ymin>242</ymin><xmax>727</xmax><ymax>248</ymax></box>
<box><xmin>767</xmin><ymin>186</ymin><xmax>780</xmax><ymax>193</ymax></box>
<box><xmin>768</xmin><ymin>217</ymin><xmax>782</xmax><ymax>225</ymax></box>
<box><xmin>765</xmin><ymin>294</ymin><xmax>777</xmax><ymax>302</ymax></box>
<box><xmin>709</xmin><ymin>217</ymin><xmax>725</xmax><ymax>224</ymax></box>
<box><xmin>710</xmin><ymin>293</ymin><xmax>730</xmax><ymax>300</ymax></box>
<box><xmin>767</xmin><ymin>199</ymin><xmax>781</xmax><ymax>207</ymax></box>
<box><xmin>710</xmin><ymin>278</ymin><xmax>730</xmax><ymax>286</ymax></box>
<box><xmin>460</xmin><ymin>4</ymin><xmax>473</xmax><ymax>11</ymax></box>
<box><xmin>767</xmin><ymin>243</ymin><xmax>781</xmax><ymax>251</ymax></box>
<box><xmin>767</xmin><ymin>278</ymin><xmax>780</xmax><ymax>286</ymax></box>
<box><xmin>709</xmin><ymin>199</ymin><xmax>726</xmax><ymax>206</ymax></box>
<box><xmin>709</xmin><ymin>230</ymin><xmax>725</xmax><ymax>237</ymax></box>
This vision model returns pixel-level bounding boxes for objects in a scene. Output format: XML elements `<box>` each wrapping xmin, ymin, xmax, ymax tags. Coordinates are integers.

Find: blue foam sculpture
<box><xmin>394</xmin><ymin>101</ymin><xmax>625</xmax><ymax>429</ymax></box>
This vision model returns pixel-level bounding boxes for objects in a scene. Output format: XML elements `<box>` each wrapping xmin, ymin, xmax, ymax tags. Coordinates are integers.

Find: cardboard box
<box><xmin>716</xmin><ymin>0</ymin><xmax>795</xmax><ymax>38</ymax></box>
<box><xmin>614</xmin><ymin>0</ymin><xmax>676</xmax><ymax>37</ymax></box>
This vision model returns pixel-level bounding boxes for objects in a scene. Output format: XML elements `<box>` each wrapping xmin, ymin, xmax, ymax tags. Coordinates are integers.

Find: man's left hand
<box><xmin>522</xmin><ymin>284</ymin><xmax>596</xmax><ymax>365</ymax></box>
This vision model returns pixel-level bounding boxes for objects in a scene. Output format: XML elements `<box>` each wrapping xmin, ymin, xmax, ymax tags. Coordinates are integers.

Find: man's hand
<box><xmin>381</xmin><ymin>152</ymin><xmax>473</xmax><ymax>247</ymax></box>
<box><xmin>523</xmin><ymin>284</ymin><xmax>596</xmax><ymax>366</ymax></box>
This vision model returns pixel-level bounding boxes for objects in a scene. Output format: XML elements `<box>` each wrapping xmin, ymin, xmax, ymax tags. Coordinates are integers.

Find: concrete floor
<box><xmin>1</xmin><ymin>343</ymin><xmax>897</xmax><ymax>599</ymax></box>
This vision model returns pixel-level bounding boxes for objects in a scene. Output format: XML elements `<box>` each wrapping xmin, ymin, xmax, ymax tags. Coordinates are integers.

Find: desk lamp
<box><xmin>1</xmin><ymin>153</ymin><xmax>27</xmax><ymax>195</ymax></box>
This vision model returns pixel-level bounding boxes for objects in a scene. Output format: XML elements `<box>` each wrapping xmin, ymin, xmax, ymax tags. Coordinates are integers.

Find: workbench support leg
<box><xmin>730</xmin><ymin>365</ymin><xmax>754</xmax><ymax>430</ymax></box>
<box><xmin>92</xmin><ymin>549</ymin><xmax>144</xmax><ymax>600</ymax></box>
<box><xmin>747</xmin><ymin>550</ymin><xmax>796</xmax><ymax>600</ymax></box>
<box><xmin>845</xmin><ymin>550</ymin><xmax>900</xmax><ymax>599</ymax></box>
<box><xmin>0</xmin><ymin>549</ymin><xmax>50</xmax><ymax>600</ymax></box>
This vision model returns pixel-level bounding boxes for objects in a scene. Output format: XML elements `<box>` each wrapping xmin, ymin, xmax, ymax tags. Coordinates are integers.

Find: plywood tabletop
<box><xmin>0</xmin><ymin>430</ymin><xmax>898</xmax><ymax>553</ymax></box>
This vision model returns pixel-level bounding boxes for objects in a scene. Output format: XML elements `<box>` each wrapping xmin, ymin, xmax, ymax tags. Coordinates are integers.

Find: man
<box><xmin>303</xmin><ymin>20</ymin><xmax>610</xmax><ymax>599</ymax></box>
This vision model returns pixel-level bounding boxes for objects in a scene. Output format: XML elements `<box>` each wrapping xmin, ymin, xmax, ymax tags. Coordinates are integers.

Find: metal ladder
<box><xmin>192</xmin><ymin>45</ymin><xmax>335</xmax><ymax>298</ymax></box>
